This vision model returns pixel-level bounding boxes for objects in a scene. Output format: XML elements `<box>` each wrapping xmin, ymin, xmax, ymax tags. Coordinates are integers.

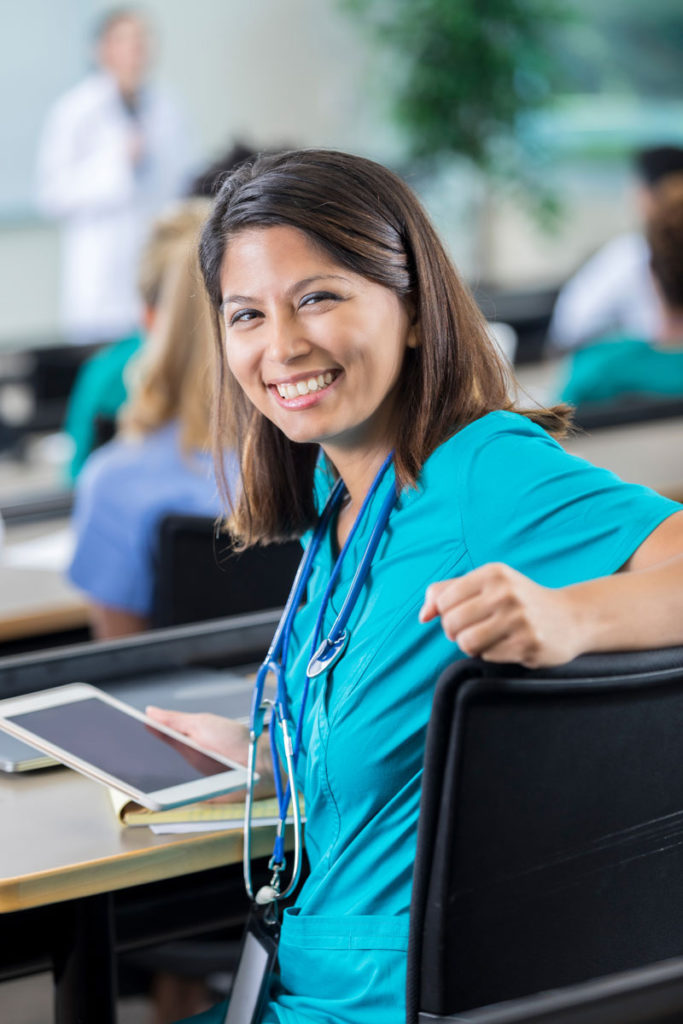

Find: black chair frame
<box><xmin>408</xmin><ymin>646</ymin><xmax>683</xmax><ymax>1024</ymax></box>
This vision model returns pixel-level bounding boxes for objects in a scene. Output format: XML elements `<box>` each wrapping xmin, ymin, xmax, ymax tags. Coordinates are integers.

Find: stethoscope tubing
<box><xmin>243</xmin><ymin>454</ymin><xmax>397</xmax><ymax>905</ymax></box>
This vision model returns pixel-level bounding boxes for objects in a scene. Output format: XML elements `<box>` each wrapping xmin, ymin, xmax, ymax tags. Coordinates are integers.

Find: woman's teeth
<box><xmin>276</xmin><ymin>372</ymin><xmax>334</xmax><ymax>399</ymax></box>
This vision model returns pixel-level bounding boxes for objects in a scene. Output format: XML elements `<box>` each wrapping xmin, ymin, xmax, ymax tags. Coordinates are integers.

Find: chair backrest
<box><xmin>407</xmin><ymin>647</ymin><xmax>683</xmax><ymax>1023</ymax></box>
<box><xmin>439</xmin><ymin>953</ymin><xmax>683</xmax><ymax>1023</ymax></box>
<box><xmin>151</xmin><ymin>514</ymin><xmax>301</xmax><ymax>629</ymax></box>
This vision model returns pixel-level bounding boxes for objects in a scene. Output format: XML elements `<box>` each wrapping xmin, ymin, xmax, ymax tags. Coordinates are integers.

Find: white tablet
<box><xmin>0</xmin><ymin>683</ymin><xmax>251</xmax><ymax>810</ymax></box>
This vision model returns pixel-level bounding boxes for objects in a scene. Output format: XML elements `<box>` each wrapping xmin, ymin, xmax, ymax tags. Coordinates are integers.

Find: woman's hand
<box><xmin>419</xmin><ymin>563</ymin><xmax>582</xmax><ymax>669</ymax></box>
<box><xmin>145</xmin><ymin>707</ymin><xmax>276</xmax><ymax>801</ymax></box>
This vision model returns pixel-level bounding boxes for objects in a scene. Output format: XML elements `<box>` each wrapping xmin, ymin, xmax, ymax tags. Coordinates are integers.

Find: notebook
<box><xmin>109</xmin><ymin>790</ymin><xmax>304</xmax><ymax>834</ymax></box>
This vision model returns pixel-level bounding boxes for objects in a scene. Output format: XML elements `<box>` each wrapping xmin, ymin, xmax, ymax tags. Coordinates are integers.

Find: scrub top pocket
<box><xmin>263</xmin><ymin>908</ymin><xmax>409</xmax><ymax>1024</ymax></box>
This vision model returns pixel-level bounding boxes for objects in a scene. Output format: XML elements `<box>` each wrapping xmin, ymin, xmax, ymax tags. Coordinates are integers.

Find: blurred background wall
<box><xmin>1</xmin><ymin>0</ymin><xmax>682</xmax><ymax>347</ymax></box>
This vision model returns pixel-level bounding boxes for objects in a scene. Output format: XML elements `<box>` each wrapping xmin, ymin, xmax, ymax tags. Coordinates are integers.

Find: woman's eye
<box><xmin>299</xmin><ymin>291</ymin><xmax>340</xmax><ymax>309</ymax></box>
<box><xmin>228</xmin><ymin>308</ymin><xmax>261</xmax><ymax>327</ymax></box>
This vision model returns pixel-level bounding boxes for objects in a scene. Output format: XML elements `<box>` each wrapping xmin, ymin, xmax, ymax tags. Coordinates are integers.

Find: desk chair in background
<box><xmin>408</xmin><ymin>645</ymin><xmax>683</xmax><ymax>1024</ymax></box>
<box><xmin>0</xmin><ymin>341</ymin><xmax>104</xmax><ymax>450</ymax></box>
<box><xmin>572</xmin><ymin>396</ymin><xmax>683</xmax><ymax>432</ymax></box>
<box><xmin>151</xmin><ymin>514</ymin><xmax>302</xmax><ymax>629</ymax></box>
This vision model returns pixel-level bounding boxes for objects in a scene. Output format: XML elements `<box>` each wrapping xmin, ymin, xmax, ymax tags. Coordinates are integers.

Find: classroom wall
<box><xmin>0</xmin><ymin>0</ymin><xmax>650</xmax><ymax>347</ymax></box>
<box><xmin>0</xmin><ymin>0</ymin><xmax>403</xmax><ymax>347</ymax></box>
<box><xmin>0</xmin><ymin>224</ymin><xmax>61</xmax><ymax>345</ymax></box>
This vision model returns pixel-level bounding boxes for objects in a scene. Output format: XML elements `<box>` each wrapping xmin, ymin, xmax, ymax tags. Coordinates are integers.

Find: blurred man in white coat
<box><xmin>37</xmin><ymin>9</ymin><xmax>195</xmax><ymax>343</ymax></box>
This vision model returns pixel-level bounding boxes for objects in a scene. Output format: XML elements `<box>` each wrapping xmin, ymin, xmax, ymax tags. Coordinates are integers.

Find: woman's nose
<box><xmin>266</xmin><ymin>314</ymin><xmax>312</xmax><ymax>363</ymax></box>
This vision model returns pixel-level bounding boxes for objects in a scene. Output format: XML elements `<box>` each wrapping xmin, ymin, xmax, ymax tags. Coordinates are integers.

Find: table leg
<box><xmin>52</xmin><ymin>892</ymin><xmax>116</xmax><ymax>1024</ymax></box>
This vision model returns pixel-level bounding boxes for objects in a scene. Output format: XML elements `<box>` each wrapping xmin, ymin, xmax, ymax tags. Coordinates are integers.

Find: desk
<box><xmin>0</xmin><ymin>766</ymin><xmax>272</xmax><ymax>1022</ymax></box>
<box><xmin>0</xmin><ymin>520</ymin><xmax>89</xmax><ymax>643</ymax></box>
<box><xmin>516</xmin><ymin>362</ymin><xmax>683</xmax><ymax>502</ymax></box>
<box><xmin>563</xmin><ymin>419</ymin><xmax>683</xmax><ymax>503</ymax></box>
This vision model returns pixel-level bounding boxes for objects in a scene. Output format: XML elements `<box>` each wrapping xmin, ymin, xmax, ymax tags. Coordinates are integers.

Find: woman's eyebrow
<box><xmin>221</xmin><ymin>274</ymin><xmax>350</xmax><ymax>310</ymax></box>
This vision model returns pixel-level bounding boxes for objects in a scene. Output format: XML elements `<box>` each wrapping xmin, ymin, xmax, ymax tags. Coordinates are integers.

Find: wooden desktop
<box><xmin>0</xmin><ymin>764</ymin><xmax>272</xmax><ymax>1022</ymax></box>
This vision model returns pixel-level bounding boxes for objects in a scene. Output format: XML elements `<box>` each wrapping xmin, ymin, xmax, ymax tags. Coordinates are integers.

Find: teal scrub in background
<box><xmin>181</xmin><ymin>411</ymin><xmax>680</xmax><ymax>1024</ymax></box>
<box><xmin>63</xmin><ymin>331</ymin><xmax>143</xmax><ymax>481</ymax></box>
<box><xmin>558</xmin><ymin>335</ymin><xmax>683</xmax><ymax>407</ymax></box>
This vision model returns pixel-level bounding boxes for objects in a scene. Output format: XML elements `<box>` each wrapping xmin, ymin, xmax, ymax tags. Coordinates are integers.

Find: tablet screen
<box><xmin>11</xmin><ymin>697</ymin><xmax>232</xmax><ymax>792</ymax></box>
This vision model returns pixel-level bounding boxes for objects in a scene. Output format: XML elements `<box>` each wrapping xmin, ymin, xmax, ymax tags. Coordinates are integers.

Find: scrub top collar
<box><xmin>315</xmin><ymin>455</ymin><xmax>424</xmax><ymax>586</ymax></box>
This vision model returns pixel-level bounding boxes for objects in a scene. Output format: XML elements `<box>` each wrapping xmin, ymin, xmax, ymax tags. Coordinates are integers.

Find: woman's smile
<box><xmin>219</xmin><ymin>225</ymin><xmax>417</xmax><ymax>458</ymax></box>
<box><xmin>269</xmin><ymin>369</ymin><xmax>342</xmax><ymax>407</ymax></box>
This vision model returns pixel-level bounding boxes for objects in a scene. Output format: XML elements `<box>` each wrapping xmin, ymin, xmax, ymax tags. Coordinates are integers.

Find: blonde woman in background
<box><xmin>68</xmin><ymin>200</ymin><xmax>238</xmax><ymax>639</ymax></box>
<box><xmin>64</xmin><ymin>200</ymin><xmax>211</xmax><ymax>480</ymax></box>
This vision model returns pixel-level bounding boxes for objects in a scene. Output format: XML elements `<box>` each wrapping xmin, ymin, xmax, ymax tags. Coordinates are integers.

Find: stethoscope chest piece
<box><xmin>306</xmin><ymin>631</ymin><xmax>349</xmax><ymax>678</ymax></box>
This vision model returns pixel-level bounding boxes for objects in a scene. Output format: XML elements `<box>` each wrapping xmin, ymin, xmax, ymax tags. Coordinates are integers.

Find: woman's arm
<box><xmin>88</xmin><ymin>601</ymin><xmax>150</xmax><ymax>640</ymax></box>
<box><xmin>419</xmin><ymin>510</ymin><xmax>683</xmax><ymax>668</ymax></box>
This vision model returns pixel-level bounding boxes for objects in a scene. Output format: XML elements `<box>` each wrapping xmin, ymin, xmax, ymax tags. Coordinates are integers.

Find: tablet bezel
<box><xmin>0</xmin><ymin>682</ymin><xmax>251</xmax><ymax>810</ymax></box>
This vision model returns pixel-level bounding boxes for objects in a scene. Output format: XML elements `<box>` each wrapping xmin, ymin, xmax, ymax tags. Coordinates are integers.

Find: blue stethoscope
<box><xmin>243</xmin><ymin>452</ymin><xmax>398</xmax><ymax>907</ymax></box>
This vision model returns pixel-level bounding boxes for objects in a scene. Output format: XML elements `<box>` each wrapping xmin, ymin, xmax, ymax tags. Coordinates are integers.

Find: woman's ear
<box><xmin>405</xmin><ymin>297</ymin><xmax>420</xmax><ymax>348</ymax></box>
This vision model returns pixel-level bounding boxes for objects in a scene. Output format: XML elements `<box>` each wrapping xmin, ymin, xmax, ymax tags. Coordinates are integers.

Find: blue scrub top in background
<box><xmin>183</xmin><ymin>410</ymin><xmax>680</xmax><ymax>1024</ymax></box>
<box><xmin>68</xmin><ymin>421</ymin><xmax>232</xmax><ymax>616</ymax></box>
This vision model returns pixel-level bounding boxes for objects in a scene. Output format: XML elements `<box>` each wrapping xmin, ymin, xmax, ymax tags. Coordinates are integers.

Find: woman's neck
<box><xmin>324</xmin><ymin>443</ymin><xmax>393</xmax><ymax>550</ymax></box>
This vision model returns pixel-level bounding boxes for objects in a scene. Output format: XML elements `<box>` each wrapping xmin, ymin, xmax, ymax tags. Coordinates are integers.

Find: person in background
<box><xmin>62</xmin><ymin>144</ymin><xmax>260</xmax><ymax>481</ymax></box>
<box><xmin>63</xmin><ymin>201</ymin><xmax>204</xmax><ymax>481</ymax></box>
<box><xmin>188</xmin><ymin>141</ymin><xmax>259</xmax><ymax>199</ymax></box>
<box><xmin>558</xmin><ymin>175</ymin><xmax>683</xmax><ymax>406</ymax></box>
<box><xmin>36</xmin><ymin>7</ymin><xmax>195</xmax><ymax>344</ymax></box>
<box><xmin>549</xmin><ymin>145</ymin><xmax>683</xmax><ymax>351</ymax></box>
<box><xmin>67</xmin><ymin>207</ymin><xmax>237</xmax><ymax>640</ymax></box>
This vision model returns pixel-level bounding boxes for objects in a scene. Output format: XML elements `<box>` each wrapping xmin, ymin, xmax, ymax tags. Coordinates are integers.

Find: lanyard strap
<box><xmin>245</xmin><ymin>453</ymin><xmax>397</xmax><ymax>903</ymax></box>
<box><xmin>269</xmin><ymin>453</ymin><xmax>397</xmax><ymax>868</ymax></box>
<box><xmin>247</xmin><ymin>476</ymin><xmax>346</xmax><ymax>739</ymax></box>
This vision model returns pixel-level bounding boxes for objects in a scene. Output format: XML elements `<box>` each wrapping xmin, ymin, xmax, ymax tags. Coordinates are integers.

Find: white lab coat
<box><xmin>549</xmin><ymin>232</ymin><xmax>661</xmax><ymax>351</ymax></box>
<box><xmin>37</xmin><ymin>73</ymin><xmax>195</xmax><ymax>343</ymax></box>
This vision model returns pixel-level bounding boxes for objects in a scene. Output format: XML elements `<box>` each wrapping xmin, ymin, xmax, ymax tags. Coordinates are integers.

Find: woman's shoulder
<box><xmin>76</xmin><ymin>424</ymin><xmax>198</xmax><ymax>505</ymax></box>
<box><xmin>80</xmin><ymin>428</ymin><xmax>167</xmax><ymax>482</ymax></box>
<box><xmin>430</xmin><ymin>410</ymin><xmax>552</xmax><ymax>466</ymax></box>
<box><xmin>74</xmin><ymin>423</ymin><xmax>220</xmax><ymax>531</ymax></box>
<box><xmin>413</xmin><ymin>411</ymin><xmax>556</xmax><ymax>510</ymax></box>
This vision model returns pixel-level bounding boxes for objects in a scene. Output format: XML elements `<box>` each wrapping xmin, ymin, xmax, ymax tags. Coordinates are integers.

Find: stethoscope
<box><xmin>243</xmin><ymin>452</ymin><xmax>398</xmax><ymax>909</ymax></box>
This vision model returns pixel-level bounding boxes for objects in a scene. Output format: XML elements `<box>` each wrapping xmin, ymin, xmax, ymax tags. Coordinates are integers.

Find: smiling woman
<box><xmin>219</xmin><ymin>224</ymin><xmax>418</xmax><ymax>532</ymax></box>
<box><xmin>145</xmin><ymin>149</ymin><xmax>683</xmax><ymax>1024</ymax></box>
<box><xmin>199</xmin><ymin>150</ymin><xmax>567</xmax><ymax>549</ymax></box>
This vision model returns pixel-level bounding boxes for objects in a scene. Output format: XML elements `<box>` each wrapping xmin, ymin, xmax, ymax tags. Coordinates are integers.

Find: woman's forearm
<box><xmin>566</xmin><ymin>553</ymin><xmax>683</xmax><ymax>654</ymax></box>
<box><xmin>421</xmin><ymin>536</ymin><xmax>683</xmax><ymax>668</ymax></box>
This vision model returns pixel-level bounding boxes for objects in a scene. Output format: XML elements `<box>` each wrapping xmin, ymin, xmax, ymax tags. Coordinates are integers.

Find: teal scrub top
<box><xmin>63</xmin><ymin>331</ymin><xmax>143</xmax><ymax>481</ymax></box>
<box><xmin>182</xmin><ymin>410</ymin><xmax>680</xmax><ymax>1024</ymax></box>
<box><xmin>558</xmin><ymin>335</ymin><xmax>683</xmax><ymax>407</ymax></box>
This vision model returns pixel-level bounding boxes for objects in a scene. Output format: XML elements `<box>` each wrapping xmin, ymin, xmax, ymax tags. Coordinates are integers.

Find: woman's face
<box><xmin>219</xmin><ymin>225</ymin><xmax>416</xmax><ymax>458</ymax></box>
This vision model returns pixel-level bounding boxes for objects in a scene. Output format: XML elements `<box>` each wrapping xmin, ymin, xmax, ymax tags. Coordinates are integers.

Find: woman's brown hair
<box><xmin>199</xmin><ymin>149</ymin><xmax>569</xmax><ymax>545</ymax></box>
<box><xmin>646</xmin><ymin>174</ymin><xmax>683</xmax><ymax>310</ymax></box>
<box><xmin>121</xmin><ymin>199</ymin><xmax>223</xmax><ymax>454</ymax></box>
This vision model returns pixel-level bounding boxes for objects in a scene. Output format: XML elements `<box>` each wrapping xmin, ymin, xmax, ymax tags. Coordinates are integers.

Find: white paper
<box><xmin>150</xmin><ymin>818</ymin><xmax>282</xmax><ymax>834</ymax></box>
<box><xmin>3</xmin><ymin>527</ymin><xmax>75</xmax><ymax>571</ymax></box>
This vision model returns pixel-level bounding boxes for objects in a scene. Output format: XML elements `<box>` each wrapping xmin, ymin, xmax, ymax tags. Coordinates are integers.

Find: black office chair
<box><xmin>151</xmin><ymin>514</ymin><xmax>302</xmax><ymax>628</ymax></box>
<box><xmin>441</xmin><ymin>953</ymin><xmax>683</xmax><ymax>1023</ymax></box>
<box><xmin>572</xmin><ymin>395</ymin><xmax>683</xmax><ymax>431</ymax></box>
<box><xmin>407</xmin><ymin>646</ymin><xmax>683</xmax><ymax>1024</ymax></box>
